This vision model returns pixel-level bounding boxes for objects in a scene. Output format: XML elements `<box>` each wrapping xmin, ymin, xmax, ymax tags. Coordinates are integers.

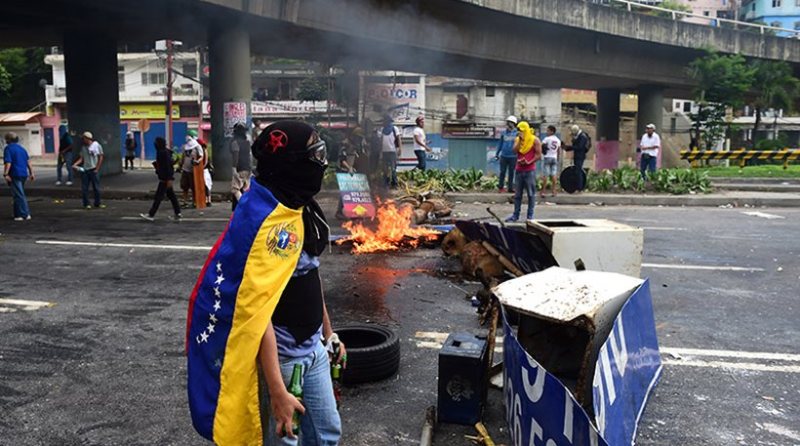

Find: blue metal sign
<box><xmin>592</xmin><ymin>280</ymin><xmax>662</xmax><ymax>446</ymax></box>
<box><xmin>503</xmin><ymin>280</ymin><xmax>661</xmax><ymax>446</ymax></box>
<box><xmin>455</xmin><ymin>221</ymin><xmax>557</xmax><ymax>274</ymax></box>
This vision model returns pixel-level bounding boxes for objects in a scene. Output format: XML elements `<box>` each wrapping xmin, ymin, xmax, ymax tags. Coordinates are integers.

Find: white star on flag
<box><xmin>216</xmin><ymin>261</ymin><xmax>222</xmax><ymax>273</ymax></box>
<box><xmin>214</xmin><ymin>286</ymin><xmax>221</xmax><ymax>298</ymax></box>
<box><xmin>207</xmin><ymin>323</ymin><xmax>215</xmax><ymax>334</ymax></box>
<box><xmin>209</xmin><ymin>313</ymin><xmax>218</xmax><ymax>324</ymax></box>
<box><xmin>198</xmin><ymin>331</ymin><xmax>209</xmax><ymax>343</ymax></box>
<box><xmin>215</xmin><ymin>274</ymin><xmax>225</xmax><ymax>285</ymax></box>
<box><xmin>213</xmin><ymin>300</ymin><xmax>221</xmax><ymax>311</ymax></box>
<box><xmin>214</xmin><ymin>358</ymin><xmax>222</xmax><ymax>368</ymax></box>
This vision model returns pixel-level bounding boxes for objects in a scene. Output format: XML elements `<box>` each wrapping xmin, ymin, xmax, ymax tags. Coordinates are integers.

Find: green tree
<box><xmin>687</xmin><ymin>51</ymin><xmax>755</xmax><ymax>149</ymax></box>
<box><xmin>297</xmin><ymin>77</ymin><xmax>326</xmax><ymax>102</ymax></box>
<box><xmin>749</xmin><ymin>60</ymin><xmax>800</xmax><ymax>143</ymax></box>
<box><xmin>0</xmin><ymin>48</ymin><xmax>50</xmax><ymax>112</ymax></box>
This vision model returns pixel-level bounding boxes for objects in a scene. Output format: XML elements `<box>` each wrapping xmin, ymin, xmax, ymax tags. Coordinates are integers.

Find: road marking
<box><xmin>757</xmin><ymin>423</ymin><xmax>800</xmax><ymax>442</ymax></box>
<box><xmin>415</xmin><ymin>332</ymin><xmax>800</xmax><ymax>373</ymax></box>
<box><xmin>0</xmin><ymin>298</ymin><xmax>54</xmax><ymax>313</ymax></box>
<box><xmin>742</xmin><ymin>211</ymin><xmax>785</xmax><ymax>220</ymax></box>
<box><xmin>642</xmin><ymin>227</ymin><xmax>687</xmax><ymax>231</ymax></box>
<box><xmin>120</xmin><ymin>216</ymin><xmax>230</xmax><ymax>222</ymax></box>
<box><xmin>642</xmin><ymin>263</ymin><xmax>764</xmax><ymax>272</ymax></box>
<box><xmin>661</xmin><ymin>347</ymin><xmax>800</xmax><ymax>362</ymax></box>
<box><xmin>661</xmin><ymin>359</ymin><xmax>800</xmax><ymax>374</ymax></box>
<box><xmin>36</xmin><ymin>240</ymin><xmax>212</xmax><ymax>251</ymax></box>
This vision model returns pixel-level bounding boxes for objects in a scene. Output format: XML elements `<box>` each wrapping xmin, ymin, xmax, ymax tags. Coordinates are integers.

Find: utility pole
<box><xmin>166</xmin><ymin>39</ymin><xmax>174</xmax><ymax>148</ymax></box>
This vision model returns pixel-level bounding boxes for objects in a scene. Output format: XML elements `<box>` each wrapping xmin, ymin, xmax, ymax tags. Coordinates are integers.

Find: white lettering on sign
<box><xmin>523</xmin><ymin>356</ymin><xmax>546</xmax><ymax>403</ymax></box>
<box><xmin>564</xmin><ymin>389</ymin><xmax>574</xmax><ymax>442</ymax></box>
<box><xmin>608</xmin><ymin>317</ymin><xmax>629</xmax><ymax>378</ymax></box>
<box><xmin>591</xmin><ymin>316</ymin><xmax>630</xmax><ymax>436</ymax></box>
<box><xmin>367</xmin><ymin>87</ymin><xmax>418</xmax><ymax>100</ymax></box>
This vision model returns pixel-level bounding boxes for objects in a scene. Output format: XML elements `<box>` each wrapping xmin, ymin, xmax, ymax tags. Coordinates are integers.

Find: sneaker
<box><xmin>140</xmin><ymin>213</ymin><xmax>155</xmax><ymax>222</ymax></box>
<box><xmin>526</xmin><ymin>218</ymin><xmax>535</xmax><ymax>225</ymax></box>
<box><xmin>94</xmin><ymin>204</ymin><xmax>106</xmax><ymax>209</ymax></box>
<box><xmin>13</xmin><ymin>217</ymin><xmax>23</xmax><ymax>221</ymax></box>
<box><xmin>55</xmin><ymin>181</ymin><xmax>62</xmax><ymax>185</ymax></box>
<box><xmin>171</xmin><ymin>214</ymin><xmax>183</xmax><ymax>222</ymax></box>
<box><xmin>66</xmin><ymin>181</ymin><xmax>73</xmax><ymax>186</ymax></box>
<box><xmin>85</xmin><ymin>205</ymin><xmax>92</xmax><ymax>210</ymax></box>
<box><xmin>504</xmin><ymin>215</ymin><xmax>519</xmax><ymax>223</ymax></box>
<box><xmin>25</xmin><ymin>215</ymin><xmax>31</xmax><ymax>220</ymax></box>
<box><xmin>498</xmin><ymin>187</ymin><xmax>506</xmax><ymax>193</ymax></box>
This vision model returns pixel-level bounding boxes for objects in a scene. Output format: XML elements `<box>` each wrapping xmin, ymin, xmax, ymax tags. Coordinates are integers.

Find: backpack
<box><xmin>584</xmin><ymin>132</ymin><xmax>592</xmax><ymax>152</ymax></box>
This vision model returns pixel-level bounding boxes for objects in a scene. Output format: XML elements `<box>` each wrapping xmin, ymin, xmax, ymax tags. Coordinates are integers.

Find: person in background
<box><xmin>412</xmin><ymin>116</ymin><xmax>433</xmax><ymax>170</ymax></box>
<box><xmin>638</xmin><ymin>123</ymin><xmax>661</xmax><ymax>180</ymax></box>
<box><xmin>198</xmin><ymin>137</ymin><xmax>213</xmax><ymax>208</ymax></box>
<box><xmin>56</xmin><ymin>125</ymin><xmax>74</xmax><ymax>186</ymax></box>
<box><xmin>540</xmin><ymin>125</ymin><xmax>561</xmax><ymax>198</ymax></box>
<box><xmin>335</xmin><ymin>131</ymin><xmax>359</xmax><ymax>220</ymax></box>
<box><xmin>140</xmin><ymin>137</ymin><xmax>181</xmax><ymax>222</ymax></box>
<box><xmin>72</xmin><ymin>131</ymin><xmax>105</xmax><ymax>209</ymax></box>
<box><xmin>180</xmin><ymin>130</ymin><xmax>202</xmax><ymax>205</ymax></box>
<box><xmin>563</xmin><ymin>124</ymin><xmax>590</xmax><ymax>192</ymax></box>
<box><xmin>229</xmin><ymin>122</ymin><xmax>252</xmax><ymax>211</ymax></box>
<box><xmin>494</xmin><ymin>116</ymin><xmax>519</xmax><ymax>193</ymax></box>
<box><xmin>505</xmin><ymin>121</ymin><xmax>541</xmax><ymax>223</ymax></box>
<box><xmin>3</xmin><ymin>132</ymin><xmax>34</xmax><ymax>221</ymax></box>
<box><xmin>124</xmin><ymin>131</ymin><xmax>137</xmax><ymax>170</ymax></box>
<box><xmin>379</xmin><ymin>115</ymin><xmax>401</xmax><ymax>188</ymax></box>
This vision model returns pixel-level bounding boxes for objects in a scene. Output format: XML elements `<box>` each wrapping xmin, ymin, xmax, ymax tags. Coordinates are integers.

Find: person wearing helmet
<box><xmin>186</xmin><ymin>120</ymin><xmax>344</xmax><ymax>446</ymax></box>
<box><xmin>124</xmin><ymin>131</ymin><xmax>137</xmax><ymax>170</ymax></box>
<box><xmin>494</xmin><ymin>116</ymin><xmax>519</xmax><ymax>193</ymax></box>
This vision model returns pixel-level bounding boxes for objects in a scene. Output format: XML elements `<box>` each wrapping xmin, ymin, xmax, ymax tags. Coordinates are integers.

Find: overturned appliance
<box><xmin>493</xmin><ymin>267</ymin><xmax>661</xmax><ymax>446</ymax></box>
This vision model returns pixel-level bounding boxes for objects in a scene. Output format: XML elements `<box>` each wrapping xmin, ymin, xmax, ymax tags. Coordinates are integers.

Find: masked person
<box><xmin>505</xmin><ymin>121</ymin><xmax>541</xmax><ymax>223</ymax></box>
<box><xmin>187</xmin><ymin>120</ymin><xmax>345</xmax><ymax>446</ymax></box>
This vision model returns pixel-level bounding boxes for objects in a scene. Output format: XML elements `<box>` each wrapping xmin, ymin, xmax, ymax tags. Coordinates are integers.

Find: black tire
<box><xmin>335</xmin><ymin>324</ymin><xmax>400</xmax><ymax>386</ymax></box>
<box><xmin>560</xmin><ymin>165</ymin><xmax>586</xmax><ymax>194</ymax></box>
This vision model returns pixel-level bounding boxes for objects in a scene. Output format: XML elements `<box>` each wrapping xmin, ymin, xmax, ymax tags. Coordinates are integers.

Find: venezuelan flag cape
<box><xmin>186</xmin><ymin>180</ymin><xmax>303</xmax><ymax>445</ymax></box>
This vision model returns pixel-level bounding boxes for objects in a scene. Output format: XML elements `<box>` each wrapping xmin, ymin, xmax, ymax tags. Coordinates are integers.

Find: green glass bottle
<box><xmin>288</xmin><ymin>364</ymin><xmax>304</xmax><ymax>436</ymax></box>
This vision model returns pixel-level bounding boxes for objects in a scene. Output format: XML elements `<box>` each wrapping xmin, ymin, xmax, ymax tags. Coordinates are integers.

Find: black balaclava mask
<box><xmin>252</xmin><ymin>120</ymin><xmax>327</xmax><ymax>210</ymax></box>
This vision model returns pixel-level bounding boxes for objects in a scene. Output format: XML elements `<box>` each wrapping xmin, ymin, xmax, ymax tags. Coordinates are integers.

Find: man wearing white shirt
<box><xmin>412</xmin><ymin>116</ymin><xmax>432</xmax><ymax>170</ymax></box>
<box><xmin>540</xmin><ymin>125</ymin><xmax>561</xmax><ymax>198</ymax></box>
<box><xmin>638</xmin><ymin>123</ymin><xmax>660</xmax><ymax>180</ymax></box>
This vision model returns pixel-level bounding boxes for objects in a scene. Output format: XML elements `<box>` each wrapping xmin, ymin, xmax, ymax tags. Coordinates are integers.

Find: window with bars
<box><xmin>141</xmin><ymin>72</ymin><xmax>166</xmax><ymax>86</ymax></box>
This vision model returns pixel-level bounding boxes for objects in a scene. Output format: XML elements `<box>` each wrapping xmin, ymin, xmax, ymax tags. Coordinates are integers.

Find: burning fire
<box><xmin>338</xmin><ymin>201</ymin><xmax>440</xmax><ymax>254</ymax></box>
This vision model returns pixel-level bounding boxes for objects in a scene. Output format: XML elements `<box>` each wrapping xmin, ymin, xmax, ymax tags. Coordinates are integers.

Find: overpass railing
<box><xmin>596</xmin><ymin>0</ymin><xmax>800</xmax><ymax>37</ymax></box>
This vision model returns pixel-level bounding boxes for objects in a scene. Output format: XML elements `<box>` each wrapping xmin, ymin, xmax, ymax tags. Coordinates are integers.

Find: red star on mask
<box><xmin>268</xmin><ymin>130</ymin><xmax>289</xmax><ymax>153</ymax></box>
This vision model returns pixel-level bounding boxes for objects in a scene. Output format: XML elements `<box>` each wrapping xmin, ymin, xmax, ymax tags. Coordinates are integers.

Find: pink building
<box><xmin>677</xmin><ymin>0</ymin><xmax>737</xmax><ymax>25</ymax></box>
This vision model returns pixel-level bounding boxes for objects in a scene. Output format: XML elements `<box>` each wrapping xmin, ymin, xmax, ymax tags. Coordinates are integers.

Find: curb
<box><xmin>445</xmin><ymin>192</ymin><xmax>800</xmax><ymax>208</ymax></box>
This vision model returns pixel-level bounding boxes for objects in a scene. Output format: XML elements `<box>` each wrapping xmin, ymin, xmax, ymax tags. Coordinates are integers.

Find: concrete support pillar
<box><xmin>208</xmin><ymin>25</ymin><xmax>252</xmax><ymax>182</ymax></box>
<box><xmin>595</xmin><ymin>88</ymin><xmax>620</xmax><ymax>170</ymax></box>
<box><xmin>637</xmin><ymin>85</ymin><xmax>665</xmax><ymax>168</ymax></box>
<box><xmin>63</xmin><ymin>32</ymin><xmax>121</xmax><ymax>175</ymax></box>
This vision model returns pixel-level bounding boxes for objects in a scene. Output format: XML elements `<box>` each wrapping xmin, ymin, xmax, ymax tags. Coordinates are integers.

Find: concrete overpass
<box><xmin>2</xmin><ymin>0</ymin><xmax>798</xmax><ymax>175</ymax></box>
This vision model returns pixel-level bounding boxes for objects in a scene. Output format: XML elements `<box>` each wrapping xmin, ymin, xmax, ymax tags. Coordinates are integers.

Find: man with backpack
<box><xmin>564</xmin><ymin>124</ymin><xmax>591</xmax><ymax>192</ymax></box>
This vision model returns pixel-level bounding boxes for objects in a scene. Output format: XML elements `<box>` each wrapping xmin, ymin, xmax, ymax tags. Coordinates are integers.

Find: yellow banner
<box><xmin>120</xmin><ymin>104</ymin><xmax>180</xmax><ymax>120</ymax></box>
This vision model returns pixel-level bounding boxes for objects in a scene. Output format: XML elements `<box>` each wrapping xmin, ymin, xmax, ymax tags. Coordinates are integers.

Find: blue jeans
<box><xmin>512</xmin><ymin>170</ymin><xmax>536</xmax><ymax>220</ymax></box>
<box><xmin>10</xmin><ymin>177</ymin><xmax>30</xmax><ymax>218</ymax></box>
<box><xmin>640</xmin><ymin>153</ymin><xmax>657</xmax><ymax>179</ymax></box>
<box><xmin>263</xmin><ymin>341</ymin><xmax>341</xmax><ymax>446</ymax></box>
<box><xmin>80</xmin><ymin>169</ymin><xmax>102</xmax><ymax>207</ymax></box>
<box><xmin>57</xmin><ymin>152</ymin><xmax>74</xmax><ymax>182</ymax></box>
<box><xmin>498</xmin><ymin>157</ymin><xmax>516</xmax><ymax>190</ymax></box>
<box><xmin>382</xmin><ymin>152</ymin><xmax>398</xmax><ymax>187</ymax></box>
<box><xmin>414</xmin><ymin>150</ymin><xmax>426</xmax><ymax>170</ymax></box>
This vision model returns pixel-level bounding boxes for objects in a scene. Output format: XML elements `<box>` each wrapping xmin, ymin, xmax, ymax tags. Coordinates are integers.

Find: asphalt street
<box><xmin>0</xmin><ymin>193</ymin><xmax>798</xmax><ymax>446</ymax></box>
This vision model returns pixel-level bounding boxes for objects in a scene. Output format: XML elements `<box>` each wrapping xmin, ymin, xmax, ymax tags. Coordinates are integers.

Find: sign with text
<box><xmin>442</xmin><ymin>123</ymin><xmax>496</xmax><ymax>139</ymax></box>
<box><xmin>363</xmin><ymin>82</ymin><xmax>425</xmax><ymax>126</ymax></box>
<box><xmin>336</xmin><ymin>173</ymin><xmax>375</xmax><ymax>219</ymax></box>
<box><xmin>502</xmin><ymin>279</ymin><xmax>661</xmax><ymax>446</ymax></box>
<box><xmin>120</xmin><ymin>104</ymin><xmax>179</xmax><ymax>120</ymax></box>
<box><xmin>223</xmin><ymin>102</ymin><xmax>248</xmax><ymax>137</ymax></box>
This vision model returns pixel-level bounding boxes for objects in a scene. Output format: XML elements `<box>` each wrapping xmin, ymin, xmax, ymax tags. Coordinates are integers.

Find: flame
<box><xmin>338</xmin><ymin>201</ymin><xmax>440</xmax><ymax>254</ymax></box>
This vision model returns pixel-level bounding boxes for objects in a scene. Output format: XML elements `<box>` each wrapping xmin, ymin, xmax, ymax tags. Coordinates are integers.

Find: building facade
<box><xmin>44</xmin><ymin>51</ymin><xmax>202</xmax><ymax>159</ymax></box>
<box><xmin>740</xmin><ymin>0</ymin><xmax>800</xmax><ymax>31</ymax></box>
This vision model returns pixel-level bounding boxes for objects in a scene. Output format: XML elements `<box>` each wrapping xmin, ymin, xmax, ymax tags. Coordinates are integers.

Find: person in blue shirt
<box><xmin>3</xmin><ymin>132</ymin><xmax>35</xmax><ymax>221</ymax></box>
<box><xmin>494</xmin><ymin>115</ymin><xmax>519</xmax><ymax>193</ymax></box>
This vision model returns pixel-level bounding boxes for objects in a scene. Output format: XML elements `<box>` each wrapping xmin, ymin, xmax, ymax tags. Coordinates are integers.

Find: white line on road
<box><xmin>742</xmin><ymin>211</ymin><xmax>785</xmax><ymax>220</ymax></box>
<box><xmin>36</xmin><ymin>240</ymin><xmax>212</xmax><ymax>251</ymax></box>
<box><xmin>661</xmin><ymin>347</ymin><xmax>800</xmax><ymax>362</ymax></box>
<box><xmin>661</xmin><ymin>359</ymin><xmax>800</xmax><ymax>374</ymax></box>
<box><xmin>642</xmin><ymin>263</ymin><xmax>764</xmax><ymax>272</ymax></box>
<box><xmin>0</xmin><ymin>298</ymin><xmax>54</xmax><ymax>313</ymax></box>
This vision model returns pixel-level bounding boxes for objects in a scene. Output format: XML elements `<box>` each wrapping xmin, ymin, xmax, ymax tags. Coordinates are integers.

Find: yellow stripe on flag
<box><xmin>214</xmin><ymin>204</ymin><xmax>304</xmax><ymax>446</ymax></box>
